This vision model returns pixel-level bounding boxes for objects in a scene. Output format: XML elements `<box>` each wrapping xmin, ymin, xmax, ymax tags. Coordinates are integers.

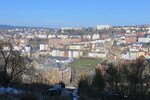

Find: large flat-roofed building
<box><xmin>97</xmin><ymin>25</ymin><xmax>112</xmax><ymax>30</ymax></box>
<box><xmin>61</xmin><ymin>27</ymin><xmax>82</xmax><ymax>30</ymax></box>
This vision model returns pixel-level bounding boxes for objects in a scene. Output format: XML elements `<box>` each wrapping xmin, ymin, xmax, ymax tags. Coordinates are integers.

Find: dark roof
<box><xmin>33</xmin><ymin>58</ymin><xmax>46</xmax><ymax>64</ymax></box>
<box><xmin>48</xmin><ymin>56</ymin><xmax>70</xmax><ymax>61</ymax></box>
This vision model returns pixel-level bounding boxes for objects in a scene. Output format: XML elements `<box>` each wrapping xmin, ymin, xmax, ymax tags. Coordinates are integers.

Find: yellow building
<box><xmin>138</xmin><ymin>51</ymin><xmax>145</xmax><ymax>57</ymax></box>
<box><xmin>79</xmin><ymin>50</ymin><xmax>84</xmax><ymax>57</ymax></box>
<box><xmin>68</xmin><ymin>44</ymin><xmax>84</xmax><ymax>50</ymax></box>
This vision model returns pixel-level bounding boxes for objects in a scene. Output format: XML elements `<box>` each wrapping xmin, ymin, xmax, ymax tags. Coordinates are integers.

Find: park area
<box><xmin>68</xmin><ymin>58</ymin><xmax>102</xmax><ymax>78</ymax></box>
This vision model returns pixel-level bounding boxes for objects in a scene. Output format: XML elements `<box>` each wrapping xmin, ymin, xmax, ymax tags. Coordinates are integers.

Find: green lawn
<box><xmin>68</xmin><ymin>58</ymin><xmax>102</xmax><ymax>70</ymax></box>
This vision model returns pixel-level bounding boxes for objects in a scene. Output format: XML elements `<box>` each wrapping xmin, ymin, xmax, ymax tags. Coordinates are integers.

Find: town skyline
<box><xmin>0</xmin><ymin>24</ymin><xmax>150</xmax><ymax>29</ymax></box>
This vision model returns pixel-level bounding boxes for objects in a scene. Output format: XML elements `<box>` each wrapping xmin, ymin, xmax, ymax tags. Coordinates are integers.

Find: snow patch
<box><xmin>0</xmin><ymin>87</ymin><xmax>23</xmax><ymax>94</ymax></box>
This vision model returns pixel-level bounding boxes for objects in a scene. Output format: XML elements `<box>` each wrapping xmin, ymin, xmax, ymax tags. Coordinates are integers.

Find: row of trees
<box><xmin>77</xmin><ymin>57</ymin><xmax>150</xmax><ymax>100</ymax></box>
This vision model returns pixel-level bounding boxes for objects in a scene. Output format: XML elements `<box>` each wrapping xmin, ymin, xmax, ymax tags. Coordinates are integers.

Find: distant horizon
<box><xmin>0</xmin><ymin>23</ymin><xmax>150</xmax><ymax>29</ymax></box>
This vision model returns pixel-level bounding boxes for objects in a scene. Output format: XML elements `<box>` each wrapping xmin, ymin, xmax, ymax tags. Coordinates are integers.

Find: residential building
<box><xmin>125</xmin><ymin>36</ymin><xmax>137</xmax><ymax>43</ymax></box>
<box><xmin>92</xmin><ymin>33</ymin><xmax>100</xmax><ymax>40</ymax></box>
<box><xmin>138</xmin><ymin>37</ymin><xmax>150</xmax><ymax>43</ymax></box>
<box><xmin>68</xmin><ymin>44</ymin><xmax>84</xmax><ymax>50</ymax></box>
<box><xmin>122</xmin><ymin>52</ymin><xmax>139</xmax><ymax>60</ymax></box>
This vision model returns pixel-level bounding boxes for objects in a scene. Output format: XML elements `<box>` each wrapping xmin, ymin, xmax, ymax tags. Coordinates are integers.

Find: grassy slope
<box><xmin>68</xmin><ymin>58</ymin><xmax>102</xmax><ymax>70</ymax></box>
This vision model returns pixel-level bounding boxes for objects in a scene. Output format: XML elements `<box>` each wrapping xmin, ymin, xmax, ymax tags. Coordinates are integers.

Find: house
<box><xmin>51</xmin><ymin>48</ymin><xmax>83</xmax><ymax>58</ymax></box>
<box><xmin>39</xmin><ymin>44</ymin><xmax>49</xmax><ymax>51</ymax></box>
<box><xmin>122</xmin><ymin>52</ymin><xmax>139</xmax><ymax>60</ymax></box>
<box><xmin>138</xmin><ymin>51</ymin><xmax>145</xmax><ymax>57</ymax></box>
<box><xmin>69</xmin><ymin>34</ymin><xmax>81</xmax><ymax>39</ymax></box>
<box><xmin>138</xmin><ymin>37</ymin><xmax>150</xmax><ymax>43</ymax></box>
<box><xmin>38</xmin><ymin>34</ymin><xmax>48</xmax><ymax>38</ymax></box>
<box><xmin>2</xmin><ymin>45</ymin><xmax>10</xmax><ymax>51</ymax></box>
<box><xmin>51</xmin><ymin>48</ymin><xmax>65</xmax><ymax>57</ymax></box>
<box><xmin>0</xmin><ymin>35</ymin><xmax>4</xmax><ymax>39</ymax></box>
<box><xmin>101</xmin><ymin>34</ymin><xmax>110</xmax><ymax>39</ymax></box>
<box><xmin>68</xmin><ymin>50</ymin><xmax>83</xmax><ymax>58</ymax></box>
<box><xmin>129</xmin><ymin>45</ymin><xmax>141</xmax><ymax>52</ymax></box>
<box><xmin>68</xmin><ymin>44</ymin><xmax>84</xmax><ymax>50</ymax></box>
<box><xmin>57</xmin><ymin>34</ymin><xmax>69</xmax><ymax>39</ymax></box>
<box><xmin>49</xmin><ymin>38</ymin><xmax>62</xmax><ymax>44</ymax></box>
<box><xmin>83</xmin><ymin>34</ymin><xmax>92</xmax><ymax>40</ymax></box>
<box><xmin>26</xmin><ymin>34</ymin><xmax>35</xmax><ymax>39</ymax></box>
<box><xmin>48</xmin><ymin>34</ymin><xmax>56</xmax><ymax>39</ymax></box>
<box><xmin>92</xmin><ymin>33</ymin><xmax>100</xmax><ymax>40</ymax></box>
<box><xmin>49</xmin><ymin>38</ymin><xmax>82</xmax><ymax>45</ymax></box>
<box><xmin>141</xmin><ymin>46</ymin><xmax>149</xmax><ymax>52</ymax></box>
<box><xmin>106</xmin><ymin>53</ymin><xmax>117</xmax><ymax>62</ymax></box>
<box><xmin>24</xmin><ymin>44</ymin><xmax>31</xmax><ymax>52</ymax></box>
<box><xmin>125</xmin><ymin>36</ymin><xmax>137</xmax><ymax>43</ymax></box>
<box><xmin>13</xmin><ymin>45</ymin><xmax>20</xmax><ymax>51</ymax></box>
<box><xmin>49</xmin><ymin>65</ymin><xmax>71</xmax><ymax>84</ymax></box>
<box><xmin>145</xmin><ymin>34</ymin><xmax>150</xmax><ymax>38</ymax></box>
<box><xmin>136</xmin><ymin>32</ymin><xmax>145</xmax><ymax>36</ymax></box>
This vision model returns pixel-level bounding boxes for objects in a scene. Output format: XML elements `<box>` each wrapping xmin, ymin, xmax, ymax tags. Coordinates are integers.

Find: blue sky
<box><xmin>0</xmin><ymin>0</ymin><xmax>150</xmax><ymax>28</ymax></box>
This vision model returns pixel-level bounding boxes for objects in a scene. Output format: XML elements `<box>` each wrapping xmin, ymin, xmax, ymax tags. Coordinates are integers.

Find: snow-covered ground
<box><xmin>0</xmin><ymin>87</ymin><xmax>23</xmax><ymax>94</ymax></box>
<box><xmin>0</xmin><ymin>87</ymin><xmax>80</xmax><ymax>100</ymax></box>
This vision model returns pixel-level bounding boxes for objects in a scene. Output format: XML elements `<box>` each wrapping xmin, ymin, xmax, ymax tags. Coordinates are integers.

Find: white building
<box><xmin>39</xmin><ymin>44</ymin><xmax>45</xmax><ymax>51</ymax></box>
<box><xmin>39</xmin><ymin>44</ymin><xmax>49</xmax><ymax>51</ymax></box>
<box><xmin>26</xmin><ymin>34</ymin><xmax>35</xmax><ymax>39</ymax></box>
<box><xmin>24</xmin><ymin>44</ymin><xmax>31</xmax><ymax>52</ymax></box>
<box><xmin>68</xmin><ymin>50</ymin><xmax>82</xmax><ymax>58</ymax></box>
<box><xmin>61</xmin><ymin>27</ymin><xmax>82</xmax><ymax>30</ymax></box>
<box><xmin>138</xmin><ymin>37</ymin><xmax>150</xmax><ymax>43</ymax></box>
<box><xmin>57</xmin><ymin>34</ymin><xmax>69</xmax><ymax>39</ymax></box>
<box><xmin>38</xmin><ymin>34</ymin><xmax>47</xmax><ymax>38</ymax></box>
<box><xmin>69</xmin><ymin>34</ymin><xmax>81</xmax><ymax>38</ymax></box>
<box><xmin>83</xmin><ymin>34</ymin><xmax>92</xmax><ymax>40</ymax></box>
<box><xmin>48</xmin><ymin>34</ymin><xmax>56</xmax><ymax>38</ymax></box>
<box><xmin>92</xmin><ymin>34</ymin><xmax>100</xmax><ymax>40</ymax></box>
<box><xmin>0</xmin><ymin>35</ymin><xmax>4</xmax><ymax>39</ymax></box>
<box><xmin>97</xmin><ymin>25</ymin><xmax>112</xmax><ymax>30</ymax></box>
<box><xmin>51</xmin><ymin>49</ymin><xmax>64</xmax><ymax>57</ymax></box>
<box><xmin>88</xmin><ymin>52</ymin><xmax>107</xmax><ymax>58</ymax></box>
<box><xmin>13</xmin><ymin>45</ymin><xmax>20</xmax><ymax>51</ymax></box>
<box><xmin>122</xmin><ymin>52</ymin><xmax>139</xmax><ymax>60</ymax></box>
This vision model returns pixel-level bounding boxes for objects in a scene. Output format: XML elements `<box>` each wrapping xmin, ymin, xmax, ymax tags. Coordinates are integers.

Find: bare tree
<box><xmin>105</xmin><ymin>56</ymin><xmax>150</xmax><ymax>100</ymax></box>
<box><xmin>0</xmin><ymin>43</ymin><xmax>29</xmax><ymax>87</ymax></box>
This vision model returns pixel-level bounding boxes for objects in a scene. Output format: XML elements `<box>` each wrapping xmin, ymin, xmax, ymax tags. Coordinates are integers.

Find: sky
<box><xmin>0</xmin><ymin>0</ymin><xmax>150</xmax><ymax>28</ymax></box>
